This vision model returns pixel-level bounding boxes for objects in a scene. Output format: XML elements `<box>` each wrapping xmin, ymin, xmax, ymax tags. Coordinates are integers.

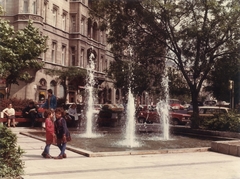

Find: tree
<box><xmin>0</xmin><ymin>17</ymin><xmax>48</xmax><ymax>98</ymax></box>
<box><xmin>91</xmin><ymin>0</ymin><xmax>166</xmax><ymax>99</ymax></box>
<box><xmin>168</xmin><ymin>67</ymin><xmax>191</xmax><ymax>102</ymax></box>
<box><xmin>204</xmin><ymin>56</ymin><xmax>240</xmax><ymax>105</ymax></box>
<box><xmin>91</xmin><ymin>0</ymin><xmax>240</xmax><ymax>128</ymax></box>
<box><xmin>45</xmin><ymin>67</ymin><xmax>87</xmax><ymax>104</ymax></box>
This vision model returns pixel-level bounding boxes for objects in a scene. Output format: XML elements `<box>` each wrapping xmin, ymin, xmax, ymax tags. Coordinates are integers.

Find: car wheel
<box><xmin>138</xmin><ymin>118</ymin><xmax>146</xmax><ymax>123</ymax></box>
<box><xmin>171</xmin><ymin>118</ymin><xmax>179</xmax><ymax>125</ymax></box>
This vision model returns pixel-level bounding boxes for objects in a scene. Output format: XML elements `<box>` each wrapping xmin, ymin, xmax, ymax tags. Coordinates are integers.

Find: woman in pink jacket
<box><xmin>41</xmin><ymin>109</ymin><xmax>56</xmax><ymax>158</ymax></box>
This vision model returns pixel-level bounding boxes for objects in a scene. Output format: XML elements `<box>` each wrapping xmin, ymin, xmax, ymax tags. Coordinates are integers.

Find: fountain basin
<box><xmin>21</xmin><ymin>125</ymin><xmax>236</xmax><ymax>157</ymax></box>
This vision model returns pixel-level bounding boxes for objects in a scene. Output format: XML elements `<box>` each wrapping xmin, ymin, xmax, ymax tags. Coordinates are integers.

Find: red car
<box><xmin>169</xmin><ymin>99</ymin><xmax>184</xmax><ymax>110</ymax></box>
<box><xmin>136</xmin><ymin>105</ymin><xmax>191</xmax><ymax>125</ymax></box>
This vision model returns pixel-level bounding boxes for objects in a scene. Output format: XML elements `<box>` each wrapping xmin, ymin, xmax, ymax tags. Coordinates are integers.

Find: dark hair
<box><xmin>47</xmin><ymin>89</ymin><xmax>53</xmax><ymax>94</ymax></box>
<box><xmin>55</xmin><ymin>107</ymin><xmax>65</xmax><ymax>116</ymax></box>
<box><xmin>44</xmin><ymin>109</ymin><xmax>52</xmax><ymax>118</ymax></box>
<box><xmin>29</xmin><ymin>101</ymin><xmax>34</xmax><ymax>105</ymax></box>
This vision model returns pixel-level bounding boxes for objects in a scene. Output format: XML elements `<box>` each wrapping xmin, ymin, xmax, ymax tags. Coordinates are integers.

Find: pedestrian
<box><xmin>41</xmin><ymin>89</ymin><xmax>57</xmax><ymax>110</ymax></box>
<box><xmin>41</xmin><ymin>89</ymin><xmax>57</xmax><ymax>128</ymax></box>
<box><xmin>41</xmin><ymin>109</ymin><xmax>55</xmax><ymax>159</ymax></box>
<box><xmin>22</xmin><ymin>101</ymin><xmax>38</xmax><ymax>127</ymax></box>
<box><xmin>2</xmin><ymin>103</ymin><xmax>15</xmax><ymax>127</ymax></box>
<box><xmin>54</xmin><ymin>108</ymin><xmax>71</xmax><ymax>159</ymax></box>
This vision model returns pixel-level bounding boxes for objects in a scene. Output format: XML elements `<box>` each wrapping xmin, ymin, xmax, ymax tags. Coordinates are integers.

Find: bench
<box><xmin>0</xmin><ymin>111</ymin><xmax>45</xmax><ymax>124</ymax></box>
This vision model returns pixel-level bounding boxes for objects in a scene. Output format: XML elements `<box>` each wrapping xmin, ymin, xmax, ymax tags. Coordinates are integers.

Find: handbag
<box><xmin>66</xmin><ymin>133</ymin><xmax>71</xmax><ymax>142</ymax></box>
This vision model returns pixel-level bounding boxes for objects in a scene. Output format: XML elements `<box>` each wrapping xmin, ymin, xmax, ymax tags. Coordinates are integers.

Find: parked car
<box><xmin>136</xmin><ymin>105</ymin><xmax>191</xmax><ymax>125</ymax></box>
<box><xmin>169</xmin><ymin>99</ymin><xmax>184</xmax><ymax>110</ymax></box>
<box><xmin>198</xmin><ymin>106</ymin><xmax>230</xmax><ymax>118</ymax></box>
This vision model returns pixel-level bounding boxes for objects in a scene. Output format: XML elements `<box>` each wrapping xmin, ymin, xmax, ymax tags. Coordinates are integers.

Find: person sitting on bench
<box><xmin>2</xmin><ymin>103</ymin><xmax>15</xmax><ymax>127</ymax></box>
<box><xmin>22</xmin><ymin>101</ymin><xmax>38</xmax><ymax>127</ymax></box>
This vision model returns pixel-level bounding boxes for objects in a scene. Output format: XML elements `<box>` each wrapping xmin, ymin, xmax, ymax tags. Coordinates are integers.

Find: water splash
<box><xmin>122</xmin><ymin>88</ymin><xmax>141</xmax><ymax>147</ymax></box>
<box><xmin>156</xmin><ymin>70</ymin><xmax>170</xmax><ymax>140</ymax></box>
<box><xmin>84</xmin><ymin>48</ymin><xmax>97</xmax><ymax>138</ymax></box>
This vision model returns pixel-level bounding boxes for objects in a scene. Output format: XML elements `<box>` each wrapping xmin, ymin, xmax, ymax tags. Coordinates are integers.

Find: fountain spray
<box><xmin>157</xmin><ymin>69</ymin><xmax>170</xmax><ymax>140</ymax></box>
<box><xmin>84</xmin><ymin>47</ymin><xmax>96</xmax><ymax>137</ymax></box>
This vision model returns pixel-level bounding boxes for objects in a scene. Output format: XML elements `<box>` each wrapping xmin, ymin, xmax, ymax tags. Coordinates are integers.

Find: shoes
<box><xmin>54</xmin><ymin>155</ymin><xmax>63</xmax><ymax>159</ymax></box>
<box><xmin>63</xmin><ymin>153</ymin><xmax>67</xmax><ymax>158</ymax></box>
<box><xmin>45</xmin><ymin>154</ymin><xmax>52</xmax><ymax>158</ymax></box>
<box><xmin>41</xmin><ymin>152</ymin><xmax>46</xmax><ymax>158</ymax></box>
<box><xmin>42</xmin><ymin>152</ymin><xmax>52</xmax><ymax>159</ymax></box>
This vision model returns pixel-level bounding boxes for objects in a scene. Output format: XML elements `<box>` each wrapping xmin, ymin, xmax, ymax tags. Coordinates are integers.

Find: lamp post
<box><xmin>229</xmin><ymin>80</ymin><xmax>234</xmax><ymax>109</ymax></box>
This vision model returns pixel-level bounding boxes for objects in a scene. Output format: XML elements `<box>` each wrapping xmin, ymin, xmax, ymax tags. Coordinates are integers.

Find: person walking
<box><xmin>41</xmin><ymin>109</ymin><xmax>56</xmax><ymax>159</ymax></box>
<box><xmin>2</xmin><ymin>103</ymin><xmax>15</xmax><ymax>127</ymax></box>
<box><xmin>41</xmin><ymin>89</ymin><xmax>57</xmax><ymax>129</ymax></box>
<box><xmin>54</xmin><ymin>108</ymin><xmax>71</xmax><ymax>159</ymax></box>
<box><xmin>42</xmin><ymin>89</ymin><xmax>57</xmax><ymax>110</ymax></box>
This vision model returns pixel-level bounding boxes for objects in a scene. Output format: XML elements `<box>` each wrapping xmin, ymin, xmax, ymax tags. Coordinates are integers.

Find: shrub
<box><xmin>201</xmin><ymin>111</ymin><xmax>240</xmax><ymax>132</ymax></box>
<box><xmin>0</xmin><ymin>98</ymin><xmax>32</xmax><ymax>111</ymax></box>
<box><xmin>0</xmin><ymin>125</ymin><xmax>25</xmax><ymax>178</ymax></box>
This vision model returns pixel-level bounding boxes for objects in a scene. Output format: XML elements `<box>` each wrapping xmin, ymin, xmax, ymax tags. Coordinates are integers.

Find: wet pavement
<box><xmin>10</xmin><ymin>127</ymin><xmax>240</xmax><ymax>179</ymax></box>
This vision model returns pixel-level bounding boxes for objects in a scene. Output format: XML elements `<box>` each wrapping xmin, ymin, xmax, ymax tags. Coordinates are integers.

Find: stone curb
<box><xmin>19</xmin><ymin>131</ymin><xmax>210</xmax><ymax>157</ymax></box>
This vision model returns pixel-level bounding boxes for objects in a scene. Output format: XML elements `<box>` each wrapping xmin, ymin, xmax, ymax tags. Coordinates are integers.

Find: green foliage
<box><xmin>201</xmin><ymin>112</ymin><xmax>240</xmax><ymax>132</ymax></box>
<box><xmin>0</xmin><ymin>125</ymin><xmax>24</xmax><ymax>178</ymax></box>
<box><xmin>204</xmin><ymin>57</ymin><xmax>240</xmax><ymax>105</ymax></box>
<box><xmin>91</xmin><ymin>0</ymin><xmax>165</xmax><ymax>97</ymax></box>
<box><xmin>91</xmin><ymin>0</ymin><xmax>240</xmax><ymax>128</ymax></box>
<box><xmin>45</xmin><ymin>67</ymin><xmax>87</xmax><ymax>104</ymax></box>
<box><xmin>0</xmin><ymin>19</ymin><xmax>47</xmax><ymax>95</ymax></box>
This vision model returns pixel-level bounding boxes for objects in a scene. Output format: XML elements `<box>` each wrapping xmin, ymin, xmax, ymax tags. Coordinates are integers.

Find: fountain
<box><xmin>83</xmin><ymin>47</ymin><xmax>99</xmax><ymax>138</ymax></box>
<box><xmin>119</xmin><ymin>88</ymin><xmax>141</xmax><ymax>148</ymax></box>
<box><xmin>157</xmin><ymin>70</ymin><xmax>170</xmax><ymax>140</ymax></box>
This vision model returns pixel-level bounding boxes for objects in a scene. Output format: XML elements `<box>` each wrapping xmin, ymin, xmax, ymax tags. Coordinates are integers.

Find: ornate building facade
<box><xmin>0</xmin><ymin>0</ymin><xmax>122</xmax><ymax>104</ymax></box>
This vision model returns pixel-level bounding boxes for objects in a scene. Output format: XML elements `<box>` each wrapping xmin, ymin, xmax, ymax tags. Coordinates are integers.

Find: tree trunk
<box><xmin>190</xmin><ymin>89</ymin><xmax>200</xmax><ymax>129</ymax></box>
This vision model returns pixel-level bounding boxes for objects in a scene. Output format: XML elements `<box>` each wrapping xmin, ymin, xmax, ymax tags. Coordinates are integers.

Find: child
<box><xmin>41</xmin><ymin>109</ymin><xmax>55</xmax><ymax>158</ymax></box>
<box><xmin>2</xmin><ymin>103</ymin><xmax>15</xmax><ymax>127</ymax></box>
<box><xmin>54</xmin><ymin>107</ymin><xmax>70</xmax><ymax>159</ymax></box>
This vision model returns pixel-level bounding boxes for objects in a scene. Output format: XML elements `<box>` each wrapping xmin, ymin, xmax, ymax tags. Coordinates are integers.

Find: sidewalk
<box><xmin>11</xmin><ymin>127</ymin><xmax>240</xmax><ymax>179</ymax></box>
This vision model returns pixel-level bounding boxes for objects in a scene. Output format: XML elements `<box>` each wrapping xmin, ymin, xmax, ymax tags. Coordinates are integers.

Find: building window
<box><xmin>93</xmin><ymin>22</ymin><xmax>98</xmax><ymax>41</ymax></box>
<box><xmin>51</xmin><ymin>41</ymin><xmax>57</xmax><ymax>63</ymax></box>
<box><xmin>87</xmin><ymin>18</ymin><xmax>92</xmax><ymax>38</ymax></box>
<box><xmin>62</xmin><ymin>11</ymin><xmax>67</xmax><ymax>31</ymax></box>
<box><xmin>61</xmin><ymin>45</ymin><xmax>66</xmax><ymax>65</ymax></box>
<box><xmin>80</xmin><ymin>16</ymin><xmax>85</xmax><ymax>36</ymax></box>
<box><xmin>43</xmin><ymin>4</ymin><xmax>46</xmax><ymax>22</ymax></box>
<box><xmin>99</xmin><ymin>55</ymin><xmax>103</xmax><ymax>72</ymax></box>
<box><xmin>80</xmin><ymin>48</ymin><xmax>84</xmax><ymax>67</ymax></box>
<box><xmin>23</xmin><ymin>0</ymin><xmax>29</xmax><ymax>13</ymax></box>
<box><xmin>32</xmin><ymin>0</ymin><xmax>37</xmax><ymax>14</ymax></box>
<box><xmin>71</xmin><ymin>47</ymin><xmax>76</xmax><ymax>66</ymax></box>
<box><xmin>52</xmin><ymin>5</ymin><xmax>58</xmax><ymax>27</ymax></box>
<box><xmin>71</xmin><ymin>14</ymin><xmax>76</xmax><ymax>32</ymax></box>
